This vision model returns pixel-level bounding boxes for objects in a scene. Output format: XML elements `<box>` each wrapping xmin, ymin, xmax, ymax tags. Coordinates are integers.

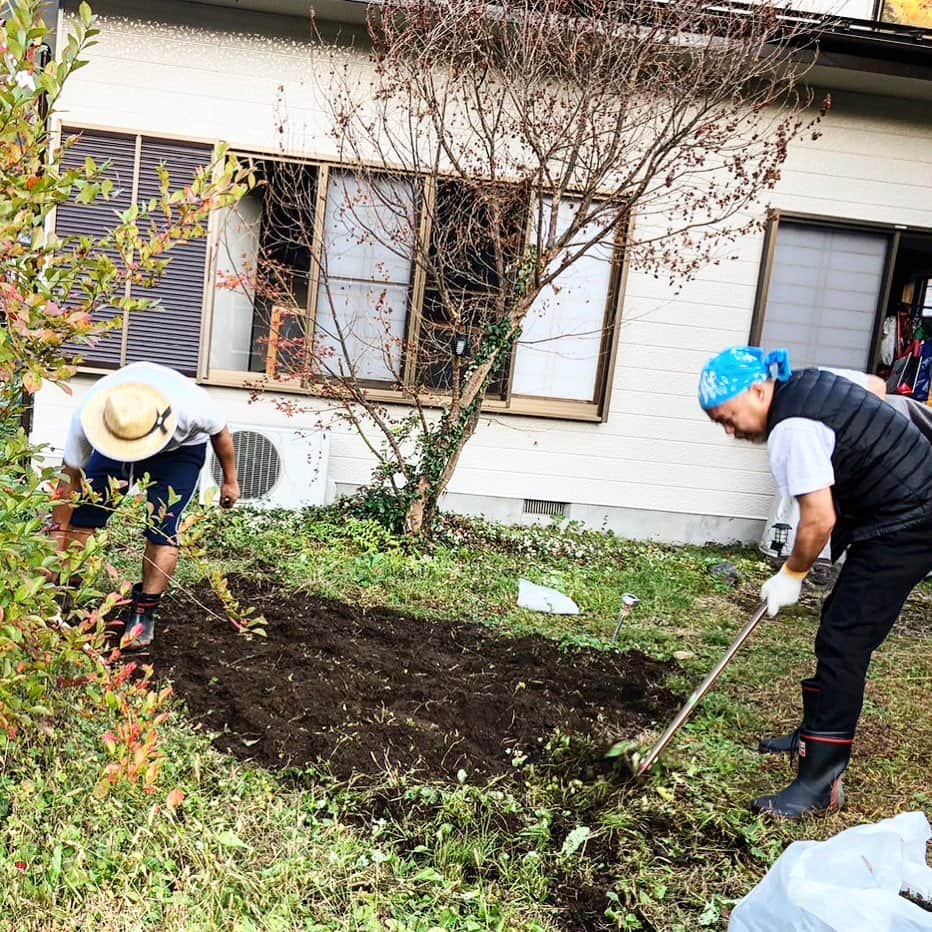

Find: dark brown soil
<box><xmin>149</xmin><ymin>578</ymin><xmax>679</xmax><ymax>783</ymax></box>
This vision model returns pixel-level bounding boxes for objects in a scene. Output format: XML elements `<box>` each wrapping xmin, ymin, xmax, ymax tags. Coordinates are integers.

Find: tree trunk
<box><xmin>402</xmin><ymin>306</ymin><xmax>530</xmax><ymax>535</ymax></box>
<box><xmin>404</xmin><ymin>407</ymin><xmax>484</xmax><ymax>535</ymax></box>
<box><xmin>404</xmin><ymin>476</ymin><xmax>432</xmax><ymax>535</ymax></box>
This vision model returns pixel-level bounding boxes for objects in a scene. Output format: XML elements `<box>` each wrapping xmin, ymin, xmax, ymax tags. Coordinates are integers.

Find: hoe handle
<box><xmin>637</xmin><ymin>602</ymin><xmax>768</xmax><ymax>777</ymax></box>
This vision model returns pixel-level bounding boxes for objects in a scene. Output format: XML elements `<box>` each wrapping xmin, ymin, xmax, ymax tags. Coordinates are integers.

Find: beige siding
<box><xmin>38</xmin><ymin>1</ymin><xmax>932</xmax><ymax>540</ymax></box>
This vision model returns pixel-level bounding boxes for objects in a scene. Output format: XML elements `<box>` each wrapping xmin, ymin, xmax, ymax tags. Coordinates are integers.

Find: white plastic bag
<box><xmin>729</xmin><ymin>811</ymin><xmax>932</xmax><ymax>932</ymax></box>
<box><xmin>517</xmin><ymin>578</ymin><xmax>579</xmax><ymax>615</ymax></box>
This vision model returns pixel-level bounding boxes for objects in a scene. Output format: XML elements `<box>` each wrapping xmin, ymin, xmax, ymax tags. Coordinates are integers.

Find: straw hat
<box><xmin>80</xmin><ymin>382</ymin><xmax>178</xmax><ymax>463</ymax></box>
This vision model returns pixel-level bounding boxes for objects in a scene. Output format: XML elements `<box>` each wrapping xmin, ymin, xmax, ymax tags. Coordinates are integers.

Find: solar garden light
<box><xmin>611</xmin><ymin>593</ymin><xmax>641</xmax><ymax>642</ymax></box>
<box><xmin>770</xmin><ymin>522</ymin><xmax>791</xmax><ymax>558</ymax></box>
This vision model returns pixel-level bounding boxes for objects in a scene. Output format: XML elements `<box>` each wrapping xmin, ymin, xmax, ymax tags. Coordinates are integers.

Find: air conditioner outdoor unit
<box><xmin>201</xmin><ymin>424</ymin><xmax>330</xmax><ymax>509</ymax></box>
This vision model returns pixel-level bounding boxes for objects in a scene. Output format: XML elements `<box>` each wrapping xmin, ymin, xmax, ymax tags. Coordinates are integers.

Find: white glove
<box><xmin>760</xmin><ymin>564</ymin><xmax>807</xmax><ymax>618</ymax></box>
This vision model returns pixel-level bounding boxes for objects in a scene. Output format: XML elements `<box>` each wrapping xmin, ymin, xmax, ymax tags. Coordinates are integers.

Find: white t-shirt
<box><xmin>767</xmin><ymin>368</ymin><xmax>869</xmax><ymax>498</ymax></box>
<box><xmin>63</xmin><ymin>362</ymin><xmax>226</xmax><ymax>468</ymax></box>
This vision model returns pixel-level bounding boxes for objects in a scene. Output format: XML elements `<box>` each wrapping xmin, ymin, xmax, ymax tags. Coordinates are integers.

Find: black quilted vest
<box><xmin>767</xmin><ymin>369</ymin><xmax>932</xmax><ymax>553</ymax></box>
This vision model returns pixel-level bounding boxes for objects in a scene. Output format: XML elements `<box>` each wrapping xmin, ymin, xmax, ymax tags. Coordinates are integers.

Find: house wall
<box><xmin>34</xmin><ymin>0</ymin><xmax>932</xmax><ymax>544</ymax></box>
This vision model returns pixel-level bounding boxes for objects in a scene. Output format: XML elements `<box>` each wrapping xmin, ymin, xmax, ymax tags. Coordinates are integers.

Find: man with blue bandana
<box><xmin>699</xmin><ymin>347</ymin><xmax>932</xmax><ymax>819</ymax></box>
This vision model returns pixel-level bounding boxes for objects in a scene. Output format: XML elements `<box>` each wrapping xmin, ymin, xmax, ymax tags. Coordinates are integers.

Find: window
<box><xmin>757</xmin><ymin>221</ymin><xmax>889</xmax><ymax>370</ymax></box>
<box><xmin>59</xmin><ymin>127</ymin><xmax>623</xmax><ymax>418</ymax></box>
<box><xmin>211</xmin><ymin>162</ymin><xmax>417</xmax><ymax>387</ymax></box>
<box><xmin>418</xmin><ymin>180</ymin><xmax>528</xmax><ymax>397</ymax></box>
<box><xmin>877</xmin><ymin>0</ymin><xmax>932</xmax><ymax>27</ymax></box>
<box><xmin>753</xmin><ymin>217</ymin><xmax>932</xmax><ymax>379</ymax></box>
<box><xmin>210</xmin><ymin>158</ymin><xmax>317</xmax><ymax>377</ymax></box>
<box><xmin>314</xmin><ymin>170</ymin><xmax>417</xmax><ymax>385</ymax></box>
<box><xmin>921</xmin><ymin>279</ymin><xmax>932</xmax><ymax>318</ymax></box>
<box><xmin>205</xmin><ymin>152</ymin><xmax>625</xmax><ymax>420</ymax></box>
<box><xmin>57</xmin><ymin>128</ymin><xmax>213</xmax><ymax>375</ymax></box>
<box><xmin>511</xmin><ymin>196</ymin><xmax>618</xmax><ymax>403</ymax></box>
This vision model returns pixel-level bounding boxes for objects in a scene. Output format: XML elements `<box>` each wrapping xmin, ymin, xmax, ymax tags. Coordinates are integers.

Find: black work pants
<box><xmin>810</xmin><ymin>513</ymin><xmax>932</xmax><ymax>736</ymax></box>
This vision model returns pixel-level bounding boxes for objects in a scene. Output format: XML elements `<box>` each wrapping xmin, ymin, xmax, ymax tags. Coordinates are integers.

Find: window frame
<box><xmin>61</xmin><ymin>124</ymin><xmax>628</xmax><ymax>422</ymax></box>
<box><xmin>507</xmin><ymin>211</ymin><xmax>627</xmax><ymax>412</ymax></box>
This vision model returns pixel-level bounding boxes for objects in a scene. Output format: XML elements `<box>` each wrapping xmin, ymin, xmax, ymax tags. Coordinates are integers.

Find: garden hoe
<box><xmin>624</xmin><ymin>601</ymin><xmax>769</xmax><ymax>778</ymax></box>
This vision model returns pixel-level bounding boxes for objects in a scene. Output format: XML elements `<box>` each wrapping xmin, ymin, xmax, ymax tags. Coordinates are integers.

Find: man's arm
<box><xmin>760</xmin><ymin>487</ymin><xmax>836</xmax><ymax>617</ymax></box>
<box><xmin>210</xmin><ymin>427</ymin><xmax>240</xmax><ymax>508</ymax></box>
<box><xmin>785</xmin><ymin>487</ymin><xmax>836</xmax><ymax>575</ymax></box>
<box><xmin>51</xmin><ymin>409</ymin><xmax>93</xmax><ymax>540</ymax></box>
<box><xmin>866</xmin><ymin>375</ymin><xmax>887</xmax><ymax>399</ymax></box>
<box><xmin>50</xmin><ymin>465</ymin><xmax>83</xmax><ymax>531</ymax></box>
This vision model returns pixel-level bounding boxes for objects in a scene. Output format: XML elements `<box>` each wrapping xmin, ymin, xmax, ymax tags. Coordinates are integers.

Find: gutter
<box><xmin>177</xmin><ymin>0</ymin><xmax>932</xmax><ymax>74</ymax></box>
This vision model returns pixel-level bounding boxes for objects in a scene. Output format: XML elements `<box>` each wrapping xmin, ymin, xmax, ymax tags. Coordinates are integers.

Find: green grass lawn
<box><xmin>1</xmin><ymin>507</ymin><xmax>929</xmax><ymax>930</ymax></box>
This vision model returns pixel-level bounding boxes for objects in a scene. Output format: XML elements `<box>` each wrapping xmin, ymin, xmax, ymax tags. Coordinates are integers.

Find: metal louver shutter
<box><xmin>56</xmin><ymin>129</ymin><xmax>137</xmax><ymax>367</ymax></box>
<box><xmin>126</xmin><ymin>138</ymin><xmax>213</xmax><ymax>376</ymax></box>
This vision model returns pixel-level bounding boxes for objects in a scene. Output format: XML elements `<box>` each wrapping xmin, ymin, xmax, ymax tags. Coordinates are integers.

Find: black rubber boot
<box><xmin>122</xmin><ymin>583</ymin><xmax>161</xmax><ymax>650</ymax></box>
<box><xmin>53</xmin><ymin>575</ymin><xmax>84</xmax><ymax>622</ymax></box>
<box><xmin>54</xmin><ymin>588</ymin><xmax>76</xmax><ymax>619</ymax></box>
<box><xmin>752</xmin><ymin>731</ymin><xmax>853</xmax><ymax>820</ymax></box>
<box><xmin>758</xmin><ymin>678</ymin><xmax>820</xmax><ymax>755</ymax></box>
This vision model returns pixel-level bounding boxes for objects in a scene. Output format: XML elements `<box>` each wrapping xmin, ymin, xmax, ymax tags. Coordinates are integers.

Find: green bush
<box><xmin>0</xmin><ymin>0</ymin><xmax>245</xmax><ymax>791</ymax></box>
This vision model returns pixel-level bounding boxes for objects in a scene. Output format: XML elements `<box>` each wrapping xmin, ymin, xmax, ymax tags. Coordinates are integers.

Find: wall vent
<box><xmin>523</xmin><ymin>498</ymin><xmax>568</xmax><ymax>517</ymax></box>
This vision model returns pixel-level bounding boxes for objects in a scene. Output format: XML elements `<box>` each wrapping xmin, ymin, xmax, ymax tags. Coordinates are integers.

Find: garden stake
<box><xmin>611</xmin><ymin>593</ymin><xmax>641</xmax><ymax>641</ymax></box>
<box><xmin>633</xmin><ymin>602</ymin><xmax>768</xmax><ymax>777</ymax></box>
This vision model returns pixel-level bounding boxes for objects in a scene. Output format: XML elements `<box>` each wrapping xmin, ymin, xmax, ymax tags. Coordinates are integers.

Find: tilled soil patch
<box><xmin>150</xmin><ymin>579</ymin><xmax>679</xmax><ymax>782</ymax></box>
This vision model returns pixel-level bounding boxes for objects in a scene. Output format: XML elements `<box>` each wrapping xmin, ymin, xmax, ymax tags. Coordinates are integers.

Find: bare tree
<box><xmin>219</xmin><ymin>0</ymin><xmax>826</xmax><ymax>535</ymax></box>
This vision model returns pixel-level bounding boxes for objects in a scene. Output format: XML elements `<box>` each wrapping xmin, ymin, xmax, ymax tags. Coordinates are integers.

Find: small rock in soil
<box><xmin>709</xmin><ymin>561</ymin><xmax>741</xmax><ymax>587</ymax></box>
<box><xmin>805</xmin><ymin>559</ymin><xmax>840</xmax><ymax>592</ymax></box>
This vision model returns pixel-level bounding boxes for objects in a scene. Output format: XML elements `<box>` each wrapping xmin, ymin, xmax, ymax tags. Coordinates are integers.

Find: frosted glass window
<box><xmin>511</xmin><ymin>197</ymin><xmax>614</xmax><ymax>402</ymax></box>
<box><xmin>208</xmin><ymin>159</ymin><xmax>317</xmax><ymax>377</ymax></box>
<box><xmin>315</xmin><ymin>171</ymin><xmax>417</xmax><ymax>383</ymax></box>
<box><xmin>210</xmin><ymin>194</ymin><xmax>262</xmax><ymax>372</ymax></box>
<box><xmin>760</xmin><ymin>223</ymin><xmax>888</xmax><ymax>370</ymax></box>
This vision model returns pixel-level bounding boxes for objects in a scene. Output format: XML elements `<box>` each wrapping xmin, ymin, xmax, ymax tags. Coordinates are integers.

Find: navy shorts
<box><xmin>70</xmin><ymin>443</ymin><xmax>207</xmax><ymax>546</ymax></box>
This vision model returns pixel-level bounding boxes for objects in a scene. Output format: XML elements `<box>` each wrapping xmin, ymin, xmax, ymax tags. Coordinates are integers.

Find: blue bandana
<box><xmin>698</xmin><ymin>346</ymin><xmax>792</xmax><ymax>411</ymax></box>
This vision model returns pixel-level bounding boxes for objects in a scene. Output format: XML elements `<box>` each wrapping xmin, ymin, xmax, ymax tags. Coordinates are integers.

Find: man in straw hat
<box><xmin>50</xmin><ymin>361</ymin><xmax>240</xmax><ymax>648</ymax></box>
<box><xmin>698</xmin><ymin>347</ymin><xmax>932</xmax><ymax>819</ymax></box>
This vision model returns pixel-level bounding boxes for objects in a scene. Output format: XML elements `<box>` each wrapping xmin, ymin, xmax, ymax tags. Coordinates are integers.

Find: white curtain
<box><xmin>761</xmin><ymin>223</ymin><xmax>888</xmax><ymax>370</ymax></box>
<box><xmin>209</xmin><ymin>192</ymin><xmax>262</xmax><ymax>372</ymax></box>
<box><xmin>512</xmin><ymin>196</ymin><xmax>614</xmax><ymax>402</ymax></box>
<box><xmin>315</xmin><ymin>171</ymin><xmax>416</xmax><ymax>383</ymax></box>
